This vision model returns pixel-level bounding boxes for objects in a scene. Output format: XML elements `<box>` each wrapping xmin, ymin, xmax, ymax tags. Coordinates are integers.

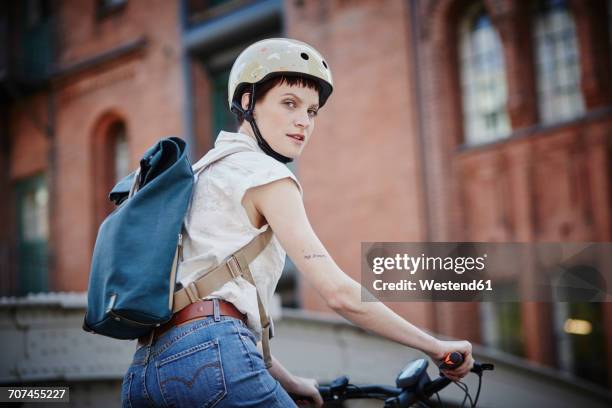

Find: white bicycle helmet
<box><xmin>228</xmin><ymin>38</ymin><xmax>333</xmax><ymax>163</ymax></box>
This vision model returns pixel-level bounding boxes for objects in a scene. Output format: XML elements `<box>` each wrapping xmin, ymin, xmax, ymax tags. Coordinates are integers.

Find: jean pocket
<box><xmin>236</xmin><ymin>327</ymin><xmax>267</xmax><ymax>373</ymax></box>
<box><xmin>120</xmin><ymin>371</ymin><xmax>134</xmax><ymax>408</ymax></box>
<box><xmin>157</xmin><ymin>338</ymin><xmax>227</xmax><ymax>408</ymax></box>
<box><xmin>237</xmin><ymin>325</ymin><xmax>258</xmax><ymax>347</ymax></box>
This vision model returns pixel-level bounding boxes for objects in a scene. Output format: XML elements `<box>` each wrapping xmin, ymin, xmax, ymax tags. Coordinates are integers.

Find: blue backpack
<box><xmin>83</xmin><ymin>137</ymin><xmax>194</xmax><ymax>339</ymax></box>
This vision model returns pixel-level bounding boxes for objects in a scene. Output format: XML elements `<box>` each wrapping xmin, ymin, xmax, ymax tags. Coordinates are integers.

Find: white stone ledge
<box><xmin>0</xmin><ymin>293</ymin><xmax>610</xmax><ymax>408</ymax></box>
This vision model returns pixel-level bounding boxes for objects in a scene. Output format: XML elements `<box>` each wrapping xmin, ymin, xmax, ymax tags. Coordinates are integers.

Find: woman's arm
<box><xmin>266</xmin><ymin>351</ymin><xmax>297</xmax><ymax>388</ymax></box>
<box><xmin>245</xmin><ymin>178</ymin><xmax>474</xmax><ymax>379</ymax></box>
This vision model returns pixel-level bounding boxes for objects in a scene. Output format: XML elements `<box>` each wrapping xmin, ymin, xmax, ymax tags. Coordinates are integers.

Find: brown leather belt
<box><xmin>137</xmin><ymin>299</ymin><xmax>247</xmax><ymax>347</ymax></box>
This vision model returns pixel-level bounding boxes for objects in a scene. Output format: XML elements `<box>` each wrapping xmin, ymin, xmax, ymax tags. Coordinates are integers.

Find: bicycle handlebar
<box><xmin>317</xmin><ymin>383</ymin><xmax>402</xmax><ymax>400</ymax></box>
<box><xmin>292</xmin><ymin>358</ymin><xmax>494</xmax><ymax>407</ymax></box>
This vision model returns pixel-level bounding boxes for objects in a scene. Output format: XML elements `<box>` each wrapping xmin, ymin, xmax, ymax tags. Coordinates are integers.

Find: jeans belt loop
<box><xmin>213</xmin><ymin>298</ymin><xmax>221</xmax><ymax>322</ymax></box>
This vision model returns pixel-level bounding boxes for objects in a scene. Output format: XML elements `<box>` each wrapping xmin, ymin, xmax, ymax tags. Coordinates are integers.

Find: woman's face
<box><xmin>240</xmin><ymin>82</ymin><xmax>320</xmax><ymax>159</ymax></box>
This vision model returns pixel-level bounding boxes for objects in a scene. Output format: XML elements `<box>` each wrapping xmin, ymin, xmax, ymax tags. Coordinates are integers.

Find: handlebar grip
<box><xmin>439</xmin><ymin>351</ymin><xmax>464</xmax><ymax>370</ymax></box>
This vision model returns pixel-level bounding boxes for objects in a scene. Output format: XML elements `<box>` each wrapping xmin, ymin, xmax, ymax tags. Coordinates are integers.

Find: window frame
<box><xmin>458</xmin><ymin>2</ymin><xmax>511</xmax><ymax>146</ymax></box>
<box><xmin>479</xmin><ymin>280</ymin><xmax>524</xmax><ymax>357</ymax></box>
<box><xmin>15</xmin><ymin>173</ymin><xmax>49</xmax><ymax>295</ymax></box>
<box><xmin>532</xmin><ymin>0</ymin><xmax>585</xmax><ymax>125</ymax></box>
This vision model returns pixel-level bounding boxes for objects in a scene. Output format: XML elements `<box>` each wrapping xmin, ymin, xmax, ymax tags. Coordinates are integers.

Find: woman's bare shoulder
<box><xmin>244</xmin><ymin>177</ymin><xmax>302</xmax><ymax>220</ymax></box>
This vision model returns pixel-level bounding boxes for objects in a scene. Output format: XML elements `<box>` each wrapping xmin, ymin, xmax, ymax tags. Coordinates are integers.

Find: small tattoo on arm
<box><xmin>304</xmin><ymin>254</ymin><xmax>326</xmax><ymax>260</ymax></box>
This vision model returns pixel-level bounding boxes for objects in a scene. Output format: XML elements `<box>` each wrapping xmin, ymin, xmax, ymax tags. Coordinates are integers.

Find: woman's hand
<box><xmin>427</xmin><ymin>339</ymin><xmax>474</xmax><ymax>382</ymax></box>
<box><xmin>285</xmin><ymin>375</ymin><xmax>323</xmax><ymax>407</ymax></box>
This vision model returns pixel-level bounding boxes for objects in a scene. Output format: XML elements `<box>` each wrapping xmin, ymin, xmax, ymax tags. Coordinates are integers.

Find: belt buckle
<box><xmin>226</xmin><ymin>255</ymin><xmax>242</xmax><ymax>279</ymax></box>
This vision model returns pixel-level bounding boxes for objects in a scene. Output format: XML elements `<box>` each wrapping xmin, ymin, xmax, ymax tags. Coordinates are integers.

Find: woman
<box><xmin>121</xmin><ymin>38</ymin><xmax>474</xmax><ymax>407</ymax></box>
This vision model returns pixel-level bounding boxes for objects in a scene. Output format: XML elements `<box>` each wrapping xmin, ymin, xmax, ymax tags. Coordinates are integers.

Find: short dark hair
<box><xmin>235</xmin><ymin>75</ymin><xmax>321</xmax><ymax>127</ymax></box>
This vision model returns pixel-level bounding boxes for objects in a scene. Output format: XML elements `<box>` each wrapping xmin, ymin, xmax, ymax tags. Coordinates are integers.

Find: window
<box><xmin>111</xmin><ymin>122</ymin><xmax>130</xmax><ymax>183</ymax></box>
<box><xmin>211</xmin><ymin>70</ymin><xmax>236</xmax><ymax>144</ymax></box>
<box><xmin>105</xmin><ymin>121</ymin><xmax>130</xmax><ymax>212</ymax></box>
<box><xmin>16</xmin><ymin>174</ymin><xmax>49</xmax><ymax>295</ymax></box>
<box><xmin>533</xmin><ymin>0</ymin><xmax>584</xmax><ymax>124</ymax></box>
<box><xmin>459</xmin><ymin>4</ymin><xmax>510</xmax><ymax>145</ymax></box>
<box><xmin>554</xmin><ymin>302</ymin><xmax>607</xmax><ymax>386</ymax></box>
<box><xmin>21</xmin><ymin>0</ymin><xmax>53</xmax><ymax>81</ymax></box>
<box><xmin>93</xmin><ymin>119</ymin><xmax>130</xmax><ymax>226</ymax></box>
<box><xmin>480</xmin><ymin>282</ymin><xmax>524</xmax><ymax>356</ymax></box>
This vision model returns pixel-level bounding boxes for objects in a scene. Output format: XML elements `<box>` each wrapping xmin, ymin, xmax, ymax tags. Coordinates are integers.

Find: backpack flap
<box><xmin>108</xmin><ymin>170</ymin><xmax>138</xmax><ymax>206</ymax></box>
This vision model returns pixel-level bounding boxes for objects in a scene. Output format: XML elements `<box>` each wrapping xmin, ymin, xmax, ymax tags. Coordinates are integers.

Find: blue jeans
<box><xmin>121</xmin><ymin>315</ymin><xmax>298</xmax><ymax>407</ymax></box>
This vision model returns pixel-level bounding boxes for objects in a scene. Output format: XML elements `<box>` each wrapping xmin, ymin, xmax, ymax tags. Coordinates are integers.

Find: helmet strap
<box><xmin>234</xmin><ymin>84</ymin><xmax>293</xmax><ymax>164</ymax></box>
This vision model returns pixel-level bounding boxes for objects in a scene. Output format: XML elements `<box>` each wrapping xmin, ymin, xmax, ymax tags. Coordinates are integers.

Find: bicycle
<box><xmin>292</xmin><ymin>352</ymin><xmax>494</xmax><ymax>407</ymax></box>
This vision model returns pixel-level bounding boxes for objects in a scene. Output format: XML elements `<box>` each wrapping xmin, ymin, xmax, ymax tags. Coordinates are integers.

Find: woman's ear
<box><xmin>241</xmin><ymin>92</ymin><xmax>251</xmax><ymax>111</ymax></box>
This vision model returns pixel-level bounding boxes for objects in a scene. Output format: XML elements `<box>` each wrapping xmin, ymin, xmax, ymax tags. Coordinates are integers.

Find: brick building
<box><xmin>1</xmin><ymin>0</ymin><xmax>611</xmax><ymax>390</ymax></box>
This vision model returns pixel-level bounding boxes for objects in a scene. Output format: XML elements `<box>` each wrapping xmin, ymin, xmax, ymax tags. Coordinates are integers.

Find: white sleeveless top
<box><xmin>177</xmin><ymin>131</ymin><xmax>302</xmax><ymax>340</ymax></box>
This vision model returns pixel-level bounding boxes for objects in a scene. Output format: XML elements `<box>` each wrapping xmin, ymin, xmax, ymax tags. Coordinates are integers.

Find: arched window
<box><xmin>111</xmin><ymin>122</ymin><xmax>130</xmax><ymax>183</ymax></box>
<box><xmin>92</xmin><ymin>118</ymin><xmax>130</xmax><ymax>227</ymax></box>
<box><xmin>533</xmin><ymin>0</ymin><xmax>584</xmax><ymax>124</ymax></box>
<box><xmin>459</xmin><ymin>4</ymin><xmax>510</xmax><ymax>146</ymax></box>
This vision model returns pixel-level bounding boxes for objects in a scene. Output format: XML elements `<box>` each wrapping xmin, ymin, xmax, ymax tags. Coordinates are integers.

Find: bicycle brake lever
<box><xmin>470</xmin><ymin>361</ymin><xmax>495</xmax><ymax>375</ymax></box>
<box><xmin>330</xmin><ymin>375</ymin><xmax>349</xmax><ymax>393</ymax></box>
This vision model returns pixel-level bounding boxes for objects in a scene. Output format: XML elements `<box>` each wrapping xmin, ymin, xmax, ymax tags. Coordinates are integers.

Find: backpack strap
<box><xmin>172</xmin><ymin>227</ymin><xmax>275</xmax><ymax>368</ymax></box>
